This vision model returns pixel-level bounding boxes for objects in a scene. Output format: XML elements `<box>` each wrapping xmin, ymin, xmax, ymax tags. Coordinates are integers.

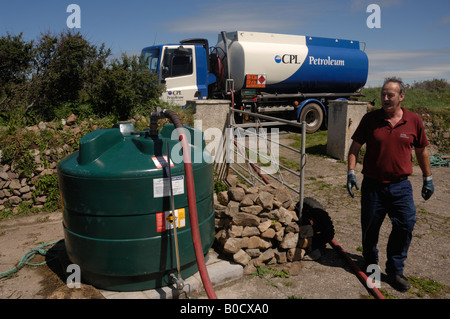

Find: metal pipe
<box><xmin>221</xmin><ymin>31</ymin><xmax>231</xmax><ymax>81</ymax></box>
<box><xmin>166</xmin><ymin>141</ymin><xmax>182</xmax><ymax>286</ymax></box>
<box><xmin>299</xmin><ymin>121</ymin><xmax>306</xmax><ymax>217</ymax></box>
<box><xmin>231</xmin><ymin>108</ymin><xmax>303</xmax><ymax>127</ymax></box>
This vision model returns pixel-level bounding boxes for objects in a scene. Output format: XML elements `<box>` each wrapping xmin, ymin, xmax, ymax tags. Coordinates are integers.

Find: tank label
<box><xmin>152</xmin><ymin>155</ymin><xmax>174</xmax><ymax>168</ymax></box>
<box><xmin>153</xmin><ymin>175</ymin><xmax>185</xmax><ymax>198</ymax></box>
<box><xmin>156</xmin><ymin>208</ymin><xmax>186</xmax><ymax>232</ymax></box>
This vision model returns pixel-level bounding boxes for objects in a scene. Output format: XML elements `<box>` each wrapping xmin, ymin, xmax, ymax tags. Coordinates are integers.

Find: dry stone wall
<box><xmin>0</xmin><ymin>166</ymin><xmax>54</xmax><ymax>210</ymax></box>
<box><xmin>0</xmin><ymin>114</ymin><xmax>86</xmax><ymax>212</ymax></box>
<box><xmin>214</xmin><ymin>183</ymin><xmax>314</xmax><ymax>274</ymax></box>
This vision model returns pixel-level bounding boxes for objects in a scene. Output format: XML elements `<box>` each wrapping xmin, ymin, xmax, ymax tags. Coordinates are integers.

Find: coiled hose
<box><xmin>0</xmin><ymin>241</ymin><xmax>59</xmax><ymax>279</ymax></box>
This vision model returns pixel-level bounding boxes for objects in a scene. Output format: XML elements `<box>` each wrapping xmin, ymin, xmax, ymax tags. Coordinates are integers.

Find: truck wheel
<box><xmin>299</xmin><ymin>103</ymin><xmax>323</xmax><ymax>133</ymax></box>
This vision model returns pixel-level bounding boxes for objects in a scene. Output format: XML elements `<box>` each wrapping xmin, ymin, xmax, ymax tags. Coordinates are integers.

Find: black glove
<box><xmin>422</xmin><ymin>176</ymin><xmax>434</xmax><ymax>200</ymax></box>
<box><xmin>347</xmin><ymin>170</ymin><xmax>359</xmax><ymax>198</ymax></box>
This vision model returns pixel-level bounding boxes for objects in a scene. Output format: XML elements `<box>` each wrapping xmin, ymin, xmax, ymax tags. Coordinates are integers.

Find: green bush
<box><xmin>0</xmin><ymin>30</ymin><xmax>164</xmax><ymax>125</ymax></box>
<box><xmin>32</xmin><ymin>173</ymin><xmax>60</xmax><ymax>211</ymax></box>
<box><xmin>88</xmin><ymin>54</ymin><xmax>164</xmax><ymax>120</ymax></box>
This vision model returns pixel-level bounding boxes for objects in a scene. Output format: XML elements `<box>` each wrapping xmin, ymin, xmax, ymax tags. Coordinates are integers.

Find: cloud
<box><xmin>366</xmin><ymin>48</ymin><xmax>450</xmax><ymax>85</ymax></box>
<box><xmin>162</xmin><ymin>0</ymin><xmax>342</xmax><ymax>36</ymax></box>
<box><xmin>367</xmin><ymin>49</ymin><xmax>450</xmax><ymax>65</ymax></box>
<box><xmin>440</xmin><ymin>13</ymin><xmax>450</xmax><ymax>25</ymax></box>
<box><xmin>163</xmin><ymin>2</ymin><xmax>298</xmax><ymax>34</ymax></box>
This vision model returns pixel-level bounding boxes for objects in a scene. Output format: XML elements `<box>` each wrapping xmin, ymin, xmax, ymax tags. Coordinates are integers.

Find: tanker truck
<box><xmin>141</xmin><ymin>31</ymin><xmax>369</xmax><ymax>133</ymax></box>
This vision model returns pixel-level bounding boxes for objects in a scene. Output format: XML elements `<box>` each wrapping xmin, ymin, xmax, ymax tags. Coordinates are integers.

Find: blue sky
<box><xmin>1</xmin><ymin>0</ymin><xmax>449</xmax><ymax>86</ymax></box>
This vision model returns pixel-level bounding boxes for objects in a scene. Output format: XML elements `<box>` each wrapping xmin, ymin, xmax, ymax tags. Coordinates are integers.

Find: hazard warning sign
<box><xmin>156</xmin><ymin>208</ymin><xmax>186</xmax><ymax>232</ymax></box>
<box><xmin>246</xmin><ymin>74</ymin><xmax>266</xmax><ymax>88</ymax></box>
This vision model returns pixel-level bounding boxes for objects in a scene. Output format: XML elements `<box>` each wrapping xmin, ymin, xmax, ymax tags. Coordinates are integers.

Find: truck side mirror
<box><xmin>162</xmin><ymin>52</ymin><xmax>173</xmax><ymax>79</ymax></box>
<box><xmin>162</xmin><ymin>66</ymin><xmax>169</xmax><ymax>80</ymax></box>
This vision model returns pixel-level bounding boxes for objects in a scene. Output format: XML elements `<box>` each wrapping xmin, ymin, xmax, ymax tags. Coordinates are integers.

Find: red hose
<box><xmin>233</xmin><ymin>140</ymin><xmax>271</xmax><ymax>184</ymax></box>
<box><xmin>329</xmin><ymin>238</ymin><xmax>385</xmax><ymax>299</ymax></box>
<box><xmin>179</xmin><ymin>133</ymin><xmax>217</xmax><ymax>299</ymax></box>
<box><xmin>162</xmin><ymin>109</ymin><xmax>217</xmax><ymax>299</ymax></box>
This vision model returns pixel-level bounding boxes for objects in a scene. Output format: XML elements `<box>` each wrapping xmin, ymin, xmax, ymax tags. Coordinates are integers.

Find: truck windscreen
<box><xmin>142</xmin><ymin>48</ymin><xmax>160</xmax><ymax>73</ymax></box>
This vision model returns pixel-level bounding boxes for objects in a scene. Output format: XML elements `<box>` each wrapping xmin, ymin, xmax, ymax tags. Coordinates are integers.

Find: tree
<box><xmin>28</xmin><ymin>30</ymin><xmax>111</xmax><ymax>120</ymax></box>
<box><xmin>0</xmin><ymin>30</ymin><xmax>163</xmax><ymax>125</ymax></box>
<box><xmin>0</xmin><ymin>33</ymin><xmax>34</xmax><ymax>124</ymax></box>
<box><xmin>0</xmin><ymin>32</ymin><xmax>33</xmax><ymax>85</ymax></box>
<box><xmin>90</xmin><ymin>54</ymin><xmax>163</xmax><ymax>120</ymax></box>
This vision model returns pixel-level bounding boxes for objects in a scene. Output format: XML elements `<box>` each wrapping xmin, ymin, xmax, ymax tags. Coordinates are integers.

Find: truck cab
<box><xmin>141</xmin><ymin>40</ymin><xmax>216</xmax><ymax>106</ymax></box>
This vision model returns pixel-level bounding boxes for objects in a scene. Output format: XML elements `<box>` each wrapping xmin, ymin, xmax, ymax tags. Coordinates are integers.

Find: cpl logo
<box><xmin>167</xmin><ymin>90</ymin><xmax>182</xmax><ymax>96</ymax></box>
<box><xmin>274</xmin><ymin>54</ymin><xmax>302</xmax><ymax>64</ymax></box>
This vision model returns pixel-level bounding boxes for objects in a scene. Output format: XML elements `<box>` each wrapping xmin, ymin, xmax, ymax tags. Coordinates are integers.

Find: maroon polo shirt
<box><xmin>351</xmin><ymin>107</ymin><xmax>429</xmax><ymax>183</ymax></box>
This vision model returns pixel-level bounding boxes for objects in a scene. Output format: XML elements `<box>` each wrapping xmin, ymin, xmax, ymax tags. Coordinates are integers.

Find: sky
<box><xmin>1</xmin><ymin>0</ymin><xmax>450</xmax><ymax>87</ymax></box>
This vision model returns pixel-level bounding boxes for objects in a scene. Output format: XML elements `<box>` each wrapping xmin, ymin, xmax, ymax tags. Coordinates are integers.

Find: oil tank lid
<box><xmin>113</xmin><ymin>122</ymin><xmax>136</xmax><ymax>136</ymax></box>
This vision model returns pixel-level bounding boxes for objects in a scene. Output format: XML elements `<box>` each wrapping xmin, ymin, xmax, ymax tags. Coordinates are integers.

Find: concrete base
<box><xmin>326</xmin><ymin>100</ymin><xmax>368</xmax><ymax>161</ymax></box>
<box><xmin>99</xmin><ymin>249</ymin><xmax>243</xmax><ymax>299</ymax></box>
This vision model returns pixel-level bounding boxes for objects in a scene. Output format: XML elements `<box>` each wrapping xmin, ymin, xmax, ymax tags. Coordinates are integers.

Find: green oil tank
<box><xmin>58</xmin><ymin>122</ymin><xmax>215</xmax><ymax>291</ymax></box>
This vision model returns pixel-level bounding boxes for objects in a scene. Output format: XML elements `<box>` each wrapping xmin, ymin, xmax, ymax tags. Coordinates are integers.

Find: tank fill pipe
<box><xmin>152</xmin><ymin>108</ymin><xmax>217</xmax><ymax>299</ymax></box>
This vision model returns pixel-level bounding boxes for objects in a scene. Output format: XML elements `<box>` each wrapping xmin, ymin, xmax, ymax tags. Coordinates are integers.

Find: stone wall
<box><xmin>0</xmin><ymin>163</ymin><xmax>57</xmax><ymax>211</ymax></box>
<box><xmin>213</xmin><ymin>183</ymin><xmax>314</xmax><ymax>275</ymax></box>
<box><xmin>0</xmin><ymin>115</ymin><xmax>84</xmax><ymax>212</ymax></box>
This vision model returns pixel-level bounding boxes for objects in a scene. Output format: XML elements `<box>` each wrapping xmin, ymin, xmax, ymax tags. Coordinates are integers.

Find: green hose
<box><xmin>0</xmin><ymin>241</ymin><xmax>59</xmax><ymax>279</ymax></box>
<box><xmin>430</xmin><ymin>153</ymin><xmax>450</xmax><ymax>167</ymax></box>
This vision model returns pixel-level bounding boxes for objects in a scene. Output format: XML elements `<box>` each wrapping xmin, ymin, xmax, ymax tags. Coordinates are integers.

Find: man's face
<box><xmin>381</xmin><ymin>81</ymin><xmax>404</xmax><ymax>114</ymax></box>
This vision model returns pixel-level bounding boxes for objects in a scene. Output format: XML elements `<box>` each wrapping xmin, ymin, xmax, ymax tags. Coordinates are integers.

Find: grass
<box><xmin>407</xmin><ymin>276</ymin><xmax>450</xmax><ymax>298</ymax></box>
<box><xmin>360</xmin><ymin>83</ymin><xmax>450</xmax><ymax>113</ymax></box>
<box><xmin>279</xmin><ymin>156</ymin><xmax>300</xmax><ymax>171</ymax></box>
<box><xmin>251</xmin><ymin>265</ymin><xmax>291</xmax><ymax>288</ymax></box>
<box><xmin>288</xmin><ymin>130</ymin><xmax>328</xmax><ymax>156</ymax></box>
<box><xmin>251</xmin><ymin>265</ymin><xmax>290</xmax><ymax>280</ymax></box>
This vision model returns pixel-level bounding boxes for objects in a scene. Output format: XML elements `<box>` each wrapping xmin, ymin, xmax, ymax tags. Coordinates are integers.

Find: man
<box><xmin>346</xmin><ymin>77</ymin><xmax>434</xmax><ymax>292</ymax></box>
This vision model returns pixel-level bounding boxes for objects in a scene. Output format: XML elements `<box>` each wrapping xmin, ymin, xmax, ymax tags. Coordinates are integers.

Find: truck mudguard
<box><xmin>297</xmin><ymin>98</ymin><xmax>326</xmax><ymax>119</ymax></box>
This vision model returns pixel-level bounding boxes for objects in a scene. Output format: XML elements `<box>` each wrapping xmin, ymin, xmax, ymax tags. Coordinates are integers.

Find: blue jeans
<box><xmin>361</xmin><ymin>177</ymin><xmax>416</xmax><ymax>275</ymax></box>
